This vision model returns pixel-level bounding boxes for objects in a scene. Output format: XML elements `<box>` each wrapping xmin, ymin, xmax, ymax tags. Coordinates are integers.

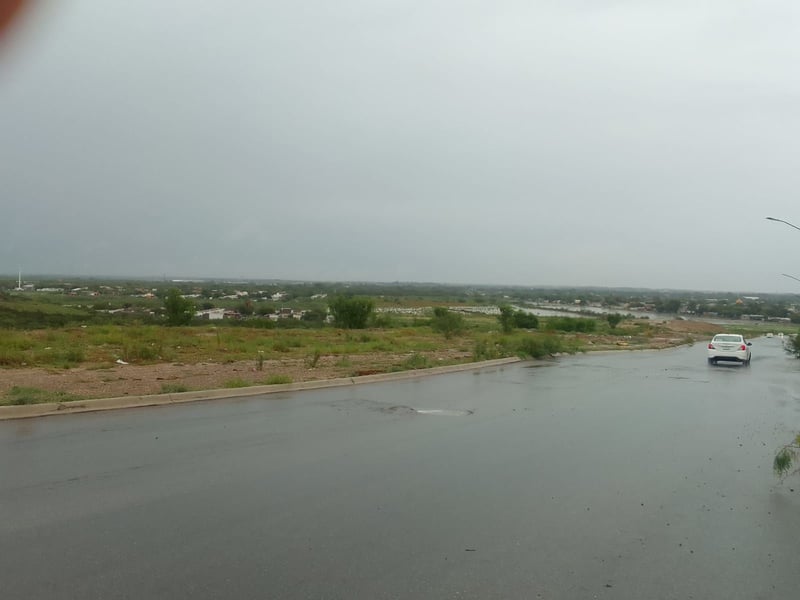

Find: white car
<box><xmin>707</xmin><ymin>334</ymin><xmax>751</xmax><ymax>366</ymax></box>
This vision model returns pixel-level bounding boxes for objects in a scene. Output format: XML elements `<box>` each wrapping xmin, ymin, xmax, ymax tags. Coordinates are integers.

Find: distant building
<box><xmin>195</xmin><ymin>308</ymin><xmax>226</xmax><ymax>320</ymax></box>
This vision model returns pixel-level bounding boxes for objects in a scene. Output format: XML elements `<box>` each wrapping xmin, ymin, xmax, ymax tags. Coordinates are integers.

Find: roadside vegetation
<box><xmin>774</xmin><ymin>435</ymin><xmax>800</xmax><ymax>480</ymax></box>
<box><xmin>1</xmin><ymin>386</ymin><xmax>82</xmax><ymax>406</ymax></box>
<box><xmin>1</xmin><ymin>279</ymin><xmax>798</xmax><ymax>407</ymax></box>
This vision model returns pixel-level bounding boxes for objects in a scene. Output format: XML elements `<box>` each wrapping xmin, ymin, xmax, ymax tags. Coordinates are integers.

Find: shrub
<box><xmin>401</xmin><ymin>353</ymin><xmax>430</xmax><ymax>369</ymax></box>
<box><xmin>499</xmin><ymin>306</ymin><xmax>539</xmax><ymax>332</ymax></box>
<box><xmin>328</xmin><ymin>296</ymin><xmax>374</xmax><ymax>329</ymax></box>
<box><xmin>122</xmin><ymin>343</ymin><xmax>160</xmax><ymax>362</ymax></box>
<box><xmin>787</xmin><ymin>333</ymin><xmax>800</xmax><ymax>358</ymax></box>
<box><xmin>516</xmin><ymin>334</ymin><xmax>569</xmax><ymax>358</ymax></box>
<box><xmin>430</xmin><ymin>307</ymin><xmax>465</xmax><ymax>338</ymax></box>
<box><xmin>546</xmin><ymin>317</ymin><xmax>597</xmax><ymax>333</ymax></box>
<box><xmin>305</xmin><ymin>348</ymin><xmax>321</xmax><ymax>368</ymax></box>
<box><xmin>370</xmin><ymin>312</ymin><xmax>394</xmax><ymax>328</ymax></box>
<box><xmin>513</xmin><ymin>311</ymin><xmax>539</xmax><ymax>329</ymax></box>
<box><xmin>473</xmin><ymin>338</ymin><xmax>510</xmax><ymax>360</ymax></box>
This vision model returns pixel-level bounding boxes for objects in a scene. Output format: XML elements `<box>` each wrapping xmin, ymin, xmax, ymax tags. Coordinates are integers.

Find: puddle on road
<box><xmin>415</xmin><ymin>409</ymin><xmax>474</xmax><ymax>416</ymax></box>
<box><xmin>330</xmin><ymin>399</ymin><xmax>473</xmax><ymax>417</ymax></box>
<box><xmin>381</xmin><ymin>405</ymin><xmax>473</xmax><ymax>417</ymax></box>
<box><xmin>381</xmin><ymin>405</ymin><xmax>417</xmax><ymax>416</ymax></box>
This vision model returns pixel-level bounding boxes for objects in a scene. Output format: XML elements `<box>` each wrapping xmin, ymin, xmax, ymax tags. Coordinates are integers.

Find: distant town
<box><xmin>3</xmin><ymin>276</ymin><xmax>800</xmax><ymax>327</ymax></box>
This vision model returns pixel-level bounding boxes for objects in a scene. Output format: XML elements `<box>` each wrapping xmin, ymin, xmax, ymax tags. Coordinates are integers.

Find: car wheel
<box><xmin>708</xmin><ymin>358</ymin><xmax>715</xmax><ymax>365</ymax></box>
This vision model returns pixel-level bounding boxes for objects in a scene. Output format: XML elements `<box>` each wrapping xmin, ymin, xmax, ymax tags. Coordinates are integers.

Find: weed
<box><xmin>401</xmin><ymin>353</ymin><xmax>430</xmax><ymax>369</ymax></box>
<box><xmin>264</xmin><ymin>374</ymin><xmax>292</xmax><ymax>385</ymax></box>
<box><xmin>774</xmin><ymin>434</ymin><xmax>800</xmax><ymax>480</ymax></box>
<box><xmin>223</xmin><ymin>378</ymin><xmax>250</xmax><ymax>389</ymax></box>
<box><xmin>0</xmin><ymin>350</ymin><xmax>25</xmax><ymax>366</ymax></box>
<box><xmin>473</xmin><ymin>338</ymin><xmax>499</xmax><ymax>360</ymax></box>
<box><xmin>2</xmin><ymin>386</ymin><xmax>81</xmax><ymax>406</ymax></box>
<box><xmin>160</xmin><ymin>383</ymin><xmax>189</xmax><ymax>394</ymax></box>
<box><xmin>305</xmin><ymin>348</ymin><xmax>322</xmax><ymax>368</ymax></box>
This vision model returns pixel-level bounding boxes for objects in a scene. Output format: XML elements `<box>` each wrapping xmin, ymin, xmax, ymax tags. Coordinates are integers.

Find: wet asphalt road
<box><xmin>2</xmin><ymin>337</ymin><xmax>800</xmax><ymax>599</ymax></box>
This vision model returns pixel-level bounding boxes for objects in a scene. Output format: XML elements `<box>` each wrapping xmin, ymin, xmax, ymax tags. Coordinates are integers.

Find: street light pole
<box><xmin>765</xmin><ymin>217</ymin><xmax>800</xmax><ymax>287</ymax></box>
<box><xmin>766</xmin><ymin>216</ymin><xmax>800</xmax><ymax>232</ymax></box>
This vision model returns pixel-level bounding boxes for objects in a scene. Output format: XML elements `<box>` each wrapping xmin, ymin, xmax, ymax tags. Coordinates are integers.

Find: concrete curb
<box><xmin>0</xmin><ymin>357</ymin><xmax>521</xmax><ymax>421</ymax></box>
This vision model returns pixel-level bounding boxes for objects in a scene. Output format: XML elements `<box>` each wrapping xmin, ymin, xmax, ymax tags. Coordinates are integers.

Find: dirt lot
<box><xmin>0</xmin><ymin>349</ymin><xmax>474</xmax><ymax>400</ymax></box>
<box><xmin>0</xmin><ymin>320</ymin><xmax>723</xmax><ymax>401</ymax></box>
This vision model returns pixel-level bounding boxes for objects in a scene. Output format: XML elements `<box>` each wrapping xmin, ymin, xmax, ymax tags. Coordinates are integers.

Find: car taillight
<box><xmin>708</xmin><ymin>343</ymin><xmax>714</xmax><ymax>349</ymax></box>
<box><xmin>740</xmin><ymin>344</ymin><xmax>746</xmax><ymax>351</ymax></box>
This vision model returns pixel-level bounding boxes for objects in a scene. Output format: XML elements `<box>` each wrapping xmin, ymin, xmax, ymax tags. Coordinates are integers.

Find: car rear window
<box><xmin>713</xmin><ymin>335</ymin><xmax>741</xmax><ymax>342</ymax></box>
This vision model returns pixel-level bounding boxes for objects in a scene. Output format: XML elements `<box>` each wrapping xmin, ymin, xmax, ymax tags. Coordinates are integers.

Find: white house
<box><xmin>195</xmin><ymin>308</ymin><xmax>226</xmax><ymax>320</ymax></box>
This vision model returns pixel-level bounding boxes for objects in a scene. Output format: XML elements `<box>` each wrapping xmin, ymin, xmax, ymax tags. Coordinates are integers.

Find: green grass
<box><xmin>1</xmin><ymin>386</ymin><xmax>82</xmax><ymax>406</ymax></box>
<box><xmin>472</xmin><ymin>332</ymin><xmax>583</xmax><ymax>360</ymax></box>
<box><xmin>264</xmin><ymin>374</ymin><xmax>292</xmax><ymax>385</ymax></box>
<box><xmin>160</xmin><ymin>383</ymin><xmax>189</xmax><ymax>394</ymax></box>
<box><xmin>335</xmin><ymin>355</ymin><xmax>352</xmax><ymax>367</ymax></box>
<box><xmin>399</xmin><ymin>353</ymin><xmax>431</xmax><ymax>370</ymax></box>
<box><xmin>223</xmin><ymin>378</ymin><xmax>251</xmax><ymax>389</ymax></box>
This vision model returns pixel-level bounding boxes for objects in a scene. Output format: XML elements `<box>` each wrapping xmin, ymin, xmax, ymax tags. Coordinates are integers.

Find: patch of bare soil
<box><xmin>0</xmin><ymin>350</ymin><xmax>472</xmax><ymax>400</ymax></box>
<box><xmin>577</xmin><ymin>319</ymin><xmax>720</xmax><ymax>352</ymax></box>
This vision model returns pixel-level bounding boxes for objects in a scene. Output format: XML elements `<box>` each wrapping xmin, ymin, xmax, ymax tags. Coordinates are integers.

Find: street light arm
<box><xmin>766</xmin><ymin>216</ymin><xmax>800</xmax><ymax>232</ymax></box>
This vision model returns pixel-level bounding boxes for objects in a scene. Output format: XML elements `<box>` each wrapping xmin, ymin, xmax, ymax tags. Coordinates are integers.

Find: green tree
<box><xmin>238</xmin><ymin>299</ymin><xmax>254</xmax><ymax>316</ymax></box>
<box><xmin>498</xmin><ymin>305</ymin><xmax>515</xmax><ymax>333</ymax></box>
<box><xmin>606</xmin><ymin>313</ymin><xmax>623</xmax><ymax>329</ymax></box>
<box><xmin>498</xmin><ymin>305</ymin><xmax>538</xmax><ymax>332</ymax></box>
<box><xmin>163</xmin><ymin>288</ymin><xmax>195</xmax><ymax>326</ymax></box>
<box><xmin>301</xmin><ymin>308</ymin><xmax>327</xmax><ymax>323</ymax></box>
<box><xmin>328</xmin><ymin>296</ymin><xmax>374</xmax><ymax>329</ymax></box>
<box><xmin>431</xmin><ymin>307</ymin><xmax>465</xmax><ymax>338</ymax></box>
<box><xmin>654</xmin><ymin>298</ymin><xmax>681</xmax><ymax>314</ymax></box>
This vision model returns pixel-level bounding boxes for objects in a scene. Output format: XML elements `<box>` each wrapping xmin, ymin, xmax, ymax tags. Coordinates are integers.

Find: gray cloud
<box><xmin>2</xmin><ymin>1</ymin><xmax>800</xmax><ymax>291</ymax></box>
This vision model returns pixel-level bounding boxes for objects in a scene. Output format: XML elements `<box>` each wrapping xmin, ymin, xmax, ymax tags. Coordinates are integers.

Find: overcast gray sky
<box><xmin>2</xmin><ymin>1</ymin><xmax>800</xmax><ymax>292</ymax></box>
